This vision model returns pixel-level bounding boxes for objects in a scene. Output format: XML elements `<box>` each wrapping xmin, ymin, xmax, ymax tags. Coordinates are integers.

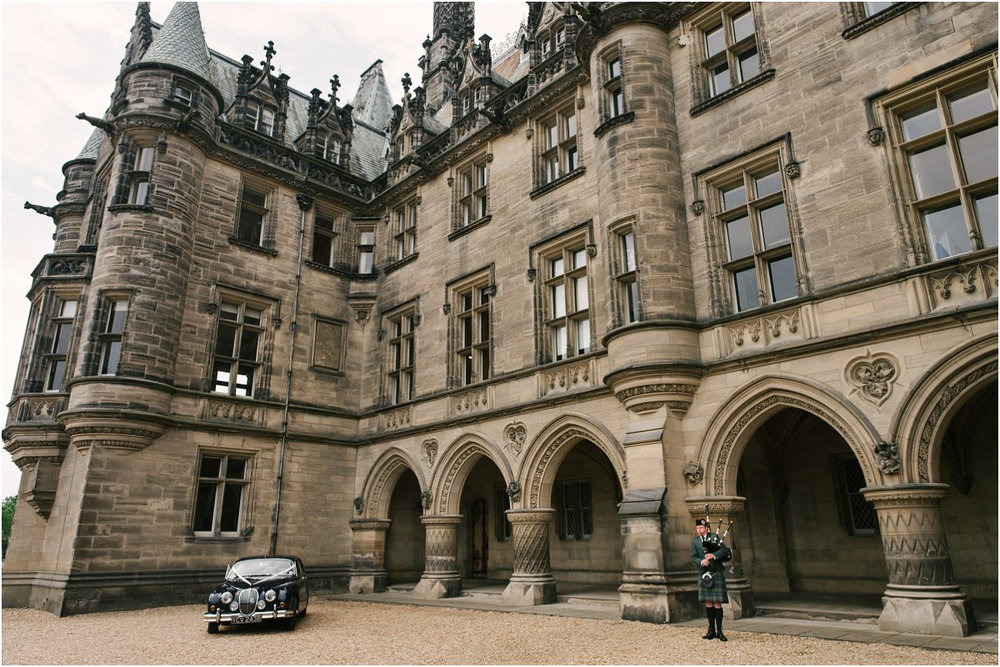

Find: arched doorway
<box><xmin>938</xmin><ymin>381</ymin><xmax>998</xmax><ymax>606</ymax></box>
<box><xmin>385</xmin><ymin>468</ymin><xmax>425</xmax><ymax>585</ymax></box>
<box><xmin>458</xmin><ymin>457</ymin><xmax>511</xmax><ymax>581</ymax></box>
<box><xmin>738</xmin><ymin>407</ymin><xmax>886</xmax><ymax>596</ymax></box>
<box><xmin>547</xmin><ymin>439</ymin><xmax>624</xmax><ymax>589</ymax></box>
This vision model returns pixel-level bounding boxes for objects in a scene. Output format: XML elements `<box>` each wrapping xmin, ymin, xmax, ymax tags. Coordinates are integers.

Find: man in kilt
<box><xmin>691</xmin><ymin>518</ymin><xmax>731</xmax><ymax>641</ymax></box>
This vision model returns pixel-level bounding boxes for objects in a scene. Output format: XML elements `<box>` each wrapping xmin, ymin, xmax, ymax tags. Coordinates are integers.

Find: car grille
<box><xmin>237</xmin><ymin>588</ymin><xmax>259</xmax><ymax>615</ymax></box>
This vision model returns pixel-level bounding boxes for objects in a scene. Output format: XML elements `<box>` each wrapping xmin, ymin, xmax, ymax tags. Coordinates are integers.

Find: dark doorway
<box><xmin>470</xmin><ymin>497</ymin><xmax>488</xmax><ymax>577</ymax></box>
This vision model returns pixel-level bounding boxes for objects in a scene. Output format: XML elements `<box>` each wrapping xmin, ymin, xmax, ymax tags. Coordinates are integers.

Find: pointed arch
<box><xmin>890</xmin><ymin>335</ymin><xmax>997</xmax><ymax>484</ymax></box>
<box><xmin>698</xmin><ymin>375</ymin><xmax>882</xmax><ymax>496</ymax></box>
<box><xmin>430</xmin><ymin>431</ymin><xmax>513</xmax><ymax>515</ymax></box>
<box><xmin>519</xmin><ymin>412</ymin><xmax>626</xmax><ymax>509</ymax></box>
<box><xmin>360</xmin><ymin>448</ymin><xmax>426</xmax><ymax>520</ymax></box>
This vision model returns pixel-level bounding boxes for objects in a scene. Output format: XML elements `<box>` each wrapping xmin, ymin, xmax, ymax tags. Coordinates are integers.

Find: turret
<box><xmin>421</xmin><ymin>1</ymin><xmax>475</xmax><ymax>113</ymax></box>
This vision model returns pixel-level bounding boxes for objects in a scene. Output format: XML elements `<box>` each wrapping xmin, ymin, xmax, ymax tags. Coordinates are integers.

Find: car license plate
<box><xmin>232</xmin><ymin>615</ymin><xmax>261</xmax><ymax>624</ymax></box>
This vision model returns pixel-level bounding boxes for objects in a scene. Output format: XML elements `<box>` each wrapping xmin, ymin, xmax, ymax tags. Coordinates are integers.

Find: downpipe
<box><xmin>270</xmin><ymin>193</ymin><xmax>313</xmax><ymax>555</ymax></box>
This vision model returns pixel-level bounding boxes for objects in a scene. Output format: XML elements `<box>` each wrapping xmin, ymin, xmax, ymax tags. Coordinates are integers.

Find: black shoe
<box><xmin>717</xmin><ymin>632</ymin><xmax>727</xmax><ymax>641</ymax></box>
<box><xmin>702</xmin><ymin>628</ymin><xmax>716</xmax><ymax>640</ymax></box>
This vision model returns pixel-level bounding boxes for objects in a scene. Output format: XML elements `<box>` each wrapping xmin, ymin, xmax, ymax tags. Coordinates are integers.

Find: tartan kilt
<box><xmin>697</xmin><ymin>571</ymin><xmax>729</xmax><ymax>603</ymax></box>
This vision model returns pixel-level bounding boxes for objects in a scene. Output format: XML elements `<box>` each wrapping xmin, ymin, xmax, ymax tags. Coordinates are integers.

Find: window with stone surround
<box><xmin>834</xmin><ymin>457</ymin><xmax>878</xmax><ymax>536</ymax></box>
<box><xmin>688</xmin><ymin>3</ymin><xmax>773</xmax><ymax>113</ymax></box>
<box><xmin>111</xmin><ymin>138</ymin><xmax>156</xmax><ymax>208</ymax></box>
<box><xmin>97</xmin><ymin>297</ymin><xmax>129</xmax><ymax>376</ymax></box>
<box><xmin>538</xmin><ymin>103</ymin><xmax>579</xmax><ymax>187</ymax></box>
<box><xmin>449</xmin><ymin>272</ymin><xmax>492</xmax><ymax>387</ymax></box>
<box><xmin>554</xmin><ymin>478</ymin><xmax>592</xmax><ymax>540</ymax></box>
<box><xmin>245</xmin><ymin>99</ymin><xmax>275</xmax><ymax>136</ymax></box>
<box><xmin>193</xmin><ymin>451</ymin><xmax>253</xmax><ymax>538</ymax></box>
<box><xmin>454</xmin><ymin>155</ymin><xmax>490</xmax><ymax>232</ymax></box>
<box><xmin>355</xmin><ymin>222</ymin><xmax>376</xmax><ymax>274</ymax></box>
<box><xmin>311</xmin><ymin>209</ymin><xmax>339</xmax><ymax>268</ymax></box>
<box><xmin>385</xmin><ymin>306</ymin><xmax>417</xmax><ymax>404</ymax></box>
<box><xmin>392</xmin><ymin>199</ymin><xmax>418</xmax><ymax>262</ymax></box>
<box><xmin>536</xmin><ymin>230</ymin><xmax>592</xmax><ymax>363</ymax></box>
<box><xmin>538</xmin><ymin>22</ymin><xmax>566</xmax><ymax>59</ymax></box>
<box><xmin>315</xmin><ymin>132</ymin><xmax>341</xmax><ymax>164</ymax></box>
<box><xmin>44</xmin><ymin>296</ymin><xmax>78</xmax><ymax>392</ymax></box>
<box><xmin>841</xmin><ymin>2</ymin><xmax>914</xmax><ymax>39</ymax></box>
<box><xmin>875</xmin><ymin>54</ymin><xmax>997</xmax><ymax>263</ymax></box>
<box><xmin>234</xmin><ymin>180</ymin><xmax>272</xmax><ymax>248</ymax></box>
<box><xmin>596</xmin><ymin>44</ymin><xmax>629</xmax><ymax>132</ymax></box>
<box><xmin>610</xmin><ymin>221</ymin><xmax>641</xmax><ymax>326</ymax></box>
<box><xmin>699</xmin><ymin>142</ymin><xmax>801</xmax><ymax>314</ymax></box>
<box><xmin>211</xmin><ymin>295</ymin><xmax>270</xmax><ymax>398</ymax></box>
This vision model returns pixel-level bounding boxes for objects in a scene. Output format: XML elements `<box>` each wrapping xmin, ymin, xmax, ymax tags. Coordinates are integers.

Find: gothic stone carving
<box><xmin>503</xmin><ymin>422</ymin><xmax>527</xmax><ymax>456</ymax></box>
<box><xmin>540</xmin><ymin>360</ymin><xmax>593</xmax><ymax>397</ymax></box>
<box><xmin>844</xmin><ymin>351</ymin><xmax>899</xmax><ymax>406</ymax></box>
<box><xmin>421</xmin><ymin>439</ymin><xmax>438</xmax><ymax>467</ymax></box>
<box><xmin>874</xmin><ymin>441</ymin><xmax>901</xmax><ymax>474</ymax></box>
<box><xmin>381</xmin><ymin>406</ymin><xmax>411</xmax><ymax>431</ymax></box>
<box><xmin>683</xmin><ymin>461</ymin><xmax>704</xmax><ymax>485</ymax></box>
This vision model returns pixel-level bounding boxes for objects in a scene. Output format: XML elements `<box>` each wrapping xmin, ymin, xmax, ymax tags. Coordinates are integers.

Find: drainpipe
<box><xmin>270</xmin><ymin>193</ymin><xmax>313</xmax><ymax>555</ymax></box>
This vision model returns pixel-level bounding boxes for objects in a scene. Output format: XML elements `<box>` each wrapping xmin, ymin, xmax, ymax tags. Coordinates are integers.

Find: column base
<box><xmin>879</xmin><ymin>594</ymin><xmax>977</xmax><ymax>636</ymax></box>
<box><xmin>724</xmin><ymin>578</ymin><xmax>755</xmax><ymax>620</ymax></box>
<box><xmin>348</xmin><ymin>571</ymin><xmax>387</xmax><ymax>594</ymax></box>
<box><xmin>619</xmin><ymin>578</ymin><xmax>706</xmax><ymax>624</ymax></box>
<box><xmin>502</xmin><ymin>577</ymin><xmax>557</xmax><ymax>606</ymax></box>
<box><xmin>412</xmin><ymin>575</ymin><xmax>462</xmax><ymax>599</ymax></box>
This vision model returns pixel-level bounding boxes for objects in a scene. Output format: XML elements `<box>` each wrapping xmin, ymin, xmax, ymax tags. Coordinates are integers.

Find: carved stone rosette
<box><xmin>412</xmin><ymin>515</ymin><xmax>463</xmax><ymax>599</ymax></box>
<box><xmin>502</xmin><ymin>509</ymin><xmax>557</xmax><ymax>605</ymax></box>
<box><xmin>348</xmin><ymin>518</ymin><xmax>391</xmax><ymax>594</ymax></box>
<box><xmin>862</xmin><ymin>483</ymin><xmax>976</xmax><ymax>636</ymax></box>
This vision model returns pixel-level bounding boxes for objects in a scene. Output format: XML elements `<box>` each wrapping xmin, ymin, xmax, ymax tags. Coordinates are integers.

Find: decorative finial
<box><xmin>402</xmin><ymin>72</ymin><xmax>412</xmax><ymax>96</ymax></box>
<box><xmin>262</xmin><ymin>41</ymin><xmax>276</xmax><ymax>71</ymax></box>
<box><xmin>330</xmin><ymin>74</ymin><xmax>341</xmax><ymax>106</ymax></box>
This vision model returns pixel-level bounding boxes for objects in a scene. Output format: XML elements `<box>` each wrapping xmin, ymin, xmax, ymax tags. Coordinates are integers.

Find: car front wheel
<box><xmin>207</xmin><ymin>622</ymin><xmax>219</xmax><ymax>634</ymax></box>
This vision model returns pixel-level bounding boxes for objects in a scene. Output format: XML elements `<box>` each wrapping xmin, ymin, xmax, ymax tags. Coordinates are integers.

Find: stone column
<box><xmin>412</xmin><ymin>514</ymin><xmax>463</xmax><ymax>599</ymax></box>
<box><xmin>863</xmin><ymin>483</ymin><xmax>976</xmax><ymax>636</ymax></box>
<box><xmin>502</xmin><ymin>509</ymin><xmax>557</xmax><ymax>605</ymax></box>
<box><xmin>348</xmin><ymin>519</ymin><xmax>391</xmax><ymax>594</ymax></box>
<box><xmin>618</xmin><ymin>487</ymin><xmax>670</xmax><ymax>623</ymax></box>
<box><xmin>685</xmin><ymin>496</ymin><xmax>755</xmax><ymax>619</ymax></box>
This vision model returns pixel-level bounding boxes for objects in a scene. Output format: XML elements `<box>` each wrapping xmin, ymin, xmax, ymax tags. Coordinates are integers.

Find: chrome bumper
<box><xmin>204</xmin><ymin>609</ymin><xmax>296</xmax><ymax>624</ymax></box>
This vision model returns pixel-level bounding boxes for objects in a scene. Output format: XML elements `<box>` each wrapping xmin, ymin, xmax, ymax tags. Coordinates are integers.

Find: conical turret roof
<box><xmin>75</xmin><ymin>129</ymin><xmax>103</xmax><ymax>161</ymax></box>
<box><xmin>140</xmin><ymin>2</ymin><xmax>213</xmax><ymax>84</ymax></box>
<box><xmin>350</xmin><ymin>60</ymin><xmax>394</xmax><ymax>131</ymax></box>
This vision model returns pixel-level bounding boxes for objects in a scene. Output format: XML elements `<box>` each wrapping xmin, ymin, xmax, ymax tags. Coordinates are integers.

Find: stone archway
<box><xmin>349</xmin><ymin>448</ymin><xmax>426</xmax><ymax>594</ymax></box>
<box><xmin>696</xmin><ymin>375</ymin><xmax>883</xmax><ymax>498</ymax></box>
<box><xmin>412</xmin><ymin>433</ymin><xmax>513</xmax><ymax>600</ymax></box>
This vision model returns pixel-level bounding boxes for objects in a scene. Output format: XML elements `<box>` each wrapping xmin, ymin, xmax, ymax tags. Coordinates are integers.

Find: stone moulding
<box><xmin>925</xmin><ymin>256</ymin><xmax>997</xmax><ymax>308</ymax></box>
<box><xmin>203</xmin><ymin>398</ymin><xmax>265</xmax><ymax>427</ymax></box>
<box><xmin>538</xmin><ymin>359</ymin><xmax>594</xmax><ymax>398</ymax></box>
<box><xmin>450</xmin><ymin>387</ymin><xmax>491</xmax><ymax>416</ymax></box>
<box><xmin>605</xmin><ymin>364</ymin><xmax>702</xmax><ymax>415</ymax></box>
<box><xmin>380</xmin><ymin>406</ymin><xmax>411</xmax><ymax>431</ymax></box>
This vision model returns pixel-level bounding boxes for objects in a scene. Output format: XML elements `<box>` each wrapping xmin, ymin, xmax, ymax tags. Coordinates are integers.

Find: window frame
<box><xmin>698</xmin><ymin>142</ymin><xmax>802</xmax><ymax>316</ymax></box>
<box><xmin>455</xmin><ymin>156</ymin><xmax>490</xmax><ymax>231</ymax></box>
<box><xmin>355</xmin><ymin>222</ymin><xmax>377</xmax><ymax>275</ymax></box>
<box><xmin>538</xmin><ymin>103</ymin><xmax>580</xmax><ymax>186</ymax></box>
<box><xmin>97</xmin><ymin>296</ymin><xmax>129</xmax><ymax>376</ymax></box>
<box><xmin>234</xmin><ymin>180</ymin><xmax>271</xmax><ymax>248</ymax></box>
<box><xmin>535</xmin><ymin>229</ymin><xmax>593</xmax><ymax>363</ymax></box>
<box><xmin>875</xmin><ymin>54</ymin><xmax>998</xmax><ymax>264</ymax></box>
<box><xmin>245</xmin><ymin>99</ymin><xmax>276</xmax><ymax>136</ymax></box>
<box><xmin>554</xmin><ymin>478</ymin><xmax>593</xmax><ymax>541</ymax></box>
<box><xmin>450</xmin><ymin>273</ymin><xmax>493</xmax><ymax>387</ymax></box>
<box><xmin>392</xmin><ymin>199</ymin><xmax>418</xmax><ymax>262</ymax></box>
<box><xmin>211</xmin><ymin>295</ymin><xmax>270</xmax><ymax>399</ymax></box>
<box><xmin>311</xmin><ymin>209</ymin><xmax>339</xmax><ymax>268</ymax></box>
<box><xmin>610</xmin><ymin>221</ymin><xmax>641</xmax><ymax>327</ymax></box>
<box><xmin>192</xmin><ymin>450</ymin><xmax>253</xmax><ymax>538</ymax></box>
<box><xmin>833</xmin><ymin>456</ymin><xmax>878</xmax><ymax>536</ymax></box>
<box><xmin>43</xmin><ymin>296</ymin><xmax>79</xmax><ymax>392</ymax></box>
<box><xmin>127</xmin><ymin>145</ymin><xmax>155</xmax><ymax>206</ymax></box>
<box><xmin>385</xmin><ymin>307</ymin><xmax>417</xmax><ymax>405</ymax></box>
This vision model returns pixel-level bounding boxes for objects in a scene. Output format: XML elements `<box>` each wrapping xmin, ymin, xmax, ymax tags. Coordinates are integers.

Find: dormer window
<box><xmin>316</xmin><ymin>133</ymin><xmax>341</xmax><ymax>164</ymax></box>
<box><xmin>172</xmin><ymin>83</ymin><xmax>193</xmax><ymax>106</ymax></box>
<box><xmin>246</xmin><ymin>100</ymin><xmax>275</xmax><ymax>136</ymax></box>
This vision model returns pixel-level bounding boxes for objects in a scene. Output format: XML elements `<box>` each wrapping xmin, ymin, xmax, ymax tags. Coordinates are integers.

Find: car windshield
<box><xmin>227</xmin><ymin>558</ymin><xmax>296</xmax><ymax>581</ymax></box>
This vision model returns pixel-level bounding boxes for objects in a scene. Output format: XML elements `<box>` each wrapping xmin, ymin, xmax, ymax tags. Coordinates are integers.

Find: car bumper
<box><xmin>204</xmin><ymin>609</ymin><xmax>297</xmax><ymax>625</ymax></box>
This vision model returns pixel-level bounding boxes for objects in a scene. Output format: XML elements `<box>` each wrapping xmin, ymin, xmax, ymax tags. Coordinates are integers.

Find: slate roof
<box><xmin>140</xmin><ymin>2</ymin><xmax>213</xmax><ymax>85</ymax></box>
<box><xmin>75</xmin><ymin>129</ymin><xmax>104</xmax><ymax>162</ymax></box>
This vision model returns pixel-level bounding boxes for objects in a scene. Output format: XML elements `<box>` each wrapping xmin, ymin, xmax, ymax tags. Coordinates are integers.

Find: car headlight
<box><xmin>256</xmin><ymin>599</ymin><xmax>266</xmax><ymax>610</ymax></box>
<box><xmin>220</xmin><ymin>592</ymin><xmax>233</xmax><ymax>605</ymax></box>
<box><xmin>264</xmin><ymin>590</ymin><xmax>277</xmax><ymax>603</ymax></box>
<box><xmin>229</xmin><ymin>601</ymin><xmax>239</xmax><ymax>612</ymax></box>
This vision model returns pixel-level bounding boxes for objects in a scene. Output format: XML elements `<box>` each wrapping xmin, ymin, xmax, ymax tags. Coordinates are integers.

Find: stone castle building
<box><xmin>3</xmin><ymin>1</ymin><xmax>996</xmax><ymax>637</ymax></box>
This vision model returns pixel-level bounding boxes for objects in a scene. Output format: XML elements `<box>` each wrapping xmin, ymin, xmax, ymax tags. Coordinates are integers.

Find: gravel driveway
<box><xmin>2</xmin><ymin>599</ymin><xmax>993</xmax><ymax>665</ymax></box>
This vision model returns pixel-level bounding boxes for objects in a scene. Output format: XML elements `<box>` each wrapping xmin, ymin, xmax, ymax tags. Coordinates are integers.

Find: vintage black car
<box><xmin>204</xmin><ymin>556</ymin><xmax>308</xmax><ymax>633</ymax></box>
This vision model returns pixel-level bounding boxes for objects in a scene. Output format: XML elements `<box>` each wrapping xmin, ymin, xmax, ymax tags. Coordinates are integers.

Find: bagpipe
<box><xmin>700</xmin><ymin>504</ymin><xmax>734</xmax><ymax>589</ymax></box>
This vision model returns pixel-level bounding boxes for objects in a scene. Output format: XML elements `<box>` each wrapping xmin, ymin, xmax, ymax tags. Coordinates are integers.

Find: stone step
<box><xmin>755</xmin><ymin>604</ymin><xmax>879</xmax><ymax>624</ymax></box>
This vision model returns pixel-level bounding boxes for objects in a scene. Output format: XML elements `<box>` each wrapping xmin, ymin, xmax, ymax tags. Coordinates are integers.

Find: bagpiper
<box><xmin>691</xmin><ymin>514</ymin><xmax>733</xmax><ymax>641</ymax></box>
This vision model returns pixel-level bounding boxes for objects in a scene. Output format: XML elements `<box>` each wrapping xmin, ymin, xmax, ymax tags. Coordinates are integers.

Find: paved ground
<box><xmin>2</xmin><ymin>596</ymin><xmax>995</xmax><ymax>665</ymax></box>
